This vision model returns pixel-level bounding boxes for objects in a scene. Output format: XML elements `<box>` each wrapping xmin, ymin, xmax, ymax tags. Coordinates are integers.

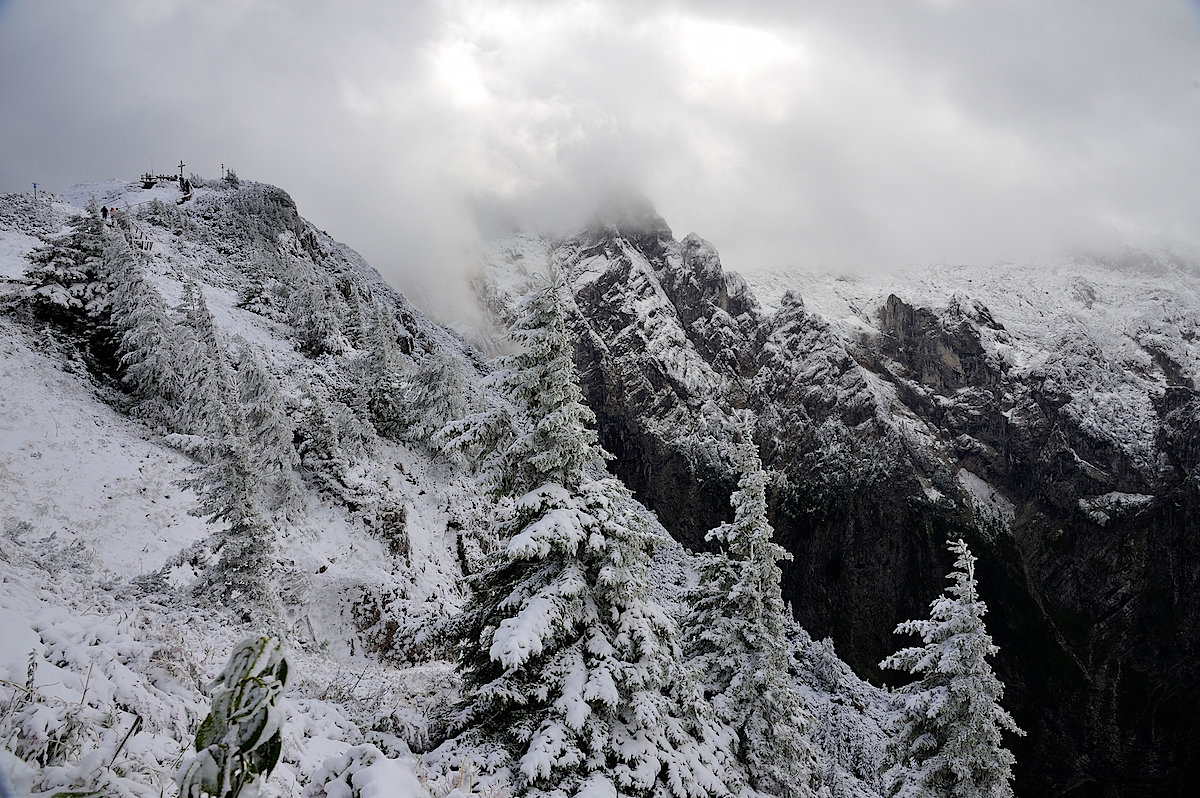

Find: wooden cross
<box><xmin>178</xmin><ymin>160</ymin><xmax>186</xmax><ymax>180</ymax></box>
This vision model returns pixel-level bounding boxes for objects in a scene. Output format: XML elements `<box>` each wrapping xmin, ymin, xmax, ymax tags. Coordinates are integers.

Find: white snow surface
<box><xmin>1</xmin><ymin>182</ymin><xmax>894</xmax><ymax>798</ymax></box>
<box><xmin>0</xmin><ymin>182</ymin><xmax>487</xmax><ymax>796</ymax></box>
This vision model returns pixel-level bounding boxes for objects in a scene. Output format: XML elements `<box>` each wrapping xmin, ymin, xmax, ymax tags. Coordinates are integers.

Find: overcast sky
<box><xmin>2</xmin><ymin>0</ymin><xmax>1199</xmax><ymax>289</ymax></box>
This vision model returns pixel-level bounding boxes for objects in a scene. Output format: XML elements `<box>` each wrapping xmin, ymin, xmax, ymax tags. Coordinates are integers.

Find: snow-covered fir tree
<box><xmin>880</xmin><ymin>538</ymin><xmax>1023</xmax><ymax>798</ymax></box>
<box><xmin>401</xmin><ymin>343</ymin><xmax>478</xmax><ymax>452</ymax></box>
<box><xmin>176</xmin><ymin>281</ymin><xmax>240</xmax><ymax>442</ymax></box>
<box><xmin>288</xmin><ymin>279</ymin><xmax>347</xmax><ymax>357</ymax></box>
<box><xmin>451</xmin><ymin>278</ymin><xmax>733</xmax><ymax>798</ymax></box>
<box><xmin>161</xmin><ymin>284</ymin><xmax>277</xmax><ymax>609</ymax></box>
<box><xmin>234</xmin><ymin>344</ymin><xmax>304</xmax><ymax>518</ymax></box>
<box><xmin>444</xmin><ymin>275</ymin><xmax>593</xmax><ymax>495</ymax></box>
<box><xmin>684</xmin><ymin>434</ymin><xmax>819</xmax><ymax>798</ymax></box>
<box><xmin>294</xmin><ymin>386</ymin><xmax>364</xmax><ymax>504</ymax></box>
<box><xmin>103</xmin><ymin>233</ymin><xmax>183</xmax><ymax>427</ymax></box>
<box><xmin>23</xmin><ymin>197</ymin><xmax>106</xmax><ymax>326</ymax></box>
<box><xmin>192</xmin><ymin>431</ymin><xmax>275</xmax><ymax>611</ymax></box>
<box><xmin>351</xmin><ymin>299</ymin><xmax>408</xmax><ymax>439</ymax></box>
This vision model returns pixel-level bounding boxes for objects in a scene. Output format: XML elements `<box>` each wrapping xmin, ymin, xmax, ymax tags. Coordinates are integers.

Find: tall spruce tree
<box><xmin>358</xmin><ymin>300</ymin><xmax>408</xmax><ymax>439</ymax></box>
<box><xmin>104</xmin><ymin>234</ymin><xmax>182</xmax><ymax>426</ymax></box>
<box><xmin>177</xmin><ymin>281</ymin><xmax>240</xmax><ymax>442</ymax></box>
<box><xmin>684</xmin><ymin>436</ymin><xmax>818</xmax><ymax>798</ymax></box>
<box><xmin>452</xmin><ymin>278</ymin><xmax>732</xmax><ymax>798</ymax></box>
<box><xmin>171</xmin><ymin>288</ymin><xmax>274</xmax><ymax>608</ymax></box>
<box><xmin>880</xmin><ymin>538</ymin><xmax>1023</xmax><ymax>798</ymax></box>
<box><xmin>234</xmin><ymin>345</ymin><xmax>304</xmax><ymax>518</ymax></box>
<box><xmin>288</xmin><ymin>280</ymin><xmax>346</xmax><ymax>357</ymax></box>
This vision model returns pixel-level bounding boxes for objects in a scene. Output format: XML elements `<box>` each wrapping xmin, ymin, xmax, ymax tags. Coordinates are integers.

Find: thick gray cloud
<box><xmin>2</xmin><ymin>0</ymin><xmax>1198</xmax><ymax>292</ymax></box>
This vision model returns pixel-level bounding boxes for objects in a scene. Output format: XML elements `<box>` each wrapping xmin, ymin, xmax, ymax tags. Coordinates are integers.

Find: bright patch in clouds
<box><xmin>672</xmin><ymin>17</ymin><xmax>804</xmax><ymax>118</ymax></box>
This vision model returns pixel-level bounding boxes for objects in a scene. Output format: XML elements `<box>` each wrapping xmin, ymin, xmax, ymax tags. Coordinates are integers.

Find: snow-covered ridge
<box><xmin>2</xmin><ymin>179</ymin><xmax>898</xmax><ymax>797</ymax></box>
<box><xmin>0</xmin><ymin>178</ymin><xmax>498</xmax><ymax>796</ymax></box>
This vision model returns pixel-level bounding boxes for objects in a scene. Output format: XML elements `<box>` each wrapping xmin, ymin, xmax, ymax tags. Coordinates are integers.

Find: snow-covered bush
<box><xmin>0</xmin><ymin>651</ymin><xmax>90</xmax><ymax>769</ymax></box>
<box><xmin>305</xmin><ymin>743</ymin><xmax>426</xmax><ymax>798</ymax></box>
<box><xmin>178</xmin><ymin>636</ymin><xmax>289</xmax><ymax>798</ymax></box>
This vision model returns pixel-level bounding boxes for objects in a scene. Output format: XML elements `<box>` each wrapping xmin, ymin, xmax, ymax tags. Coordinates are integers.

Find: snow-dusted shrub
<box><xmin>0</xmin><ymin>651</ymin><xmax>91</xmax><ymax>769</ymax></box>
<box><xmin>178</xmin><ymin>636</ymin><xmax>289</xmax><ymax>798</ymax></box>
<box><xmin>137</xmin><ymin>197</ymin><xmax>186</xmax><ymax>233</ymax></box>
<box><xmin>305</xmin><ymin>743</ymin><xmax>426</xmax><ymax>798</ymax></box>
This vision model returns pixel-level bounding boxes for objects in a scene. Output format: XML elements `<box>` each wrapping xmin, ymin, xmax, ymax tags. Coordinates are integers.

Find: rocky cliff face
<box><xmin>475</xmin><ymin>208</ymin><xmax>1200</xmax><ymax>797</ymax></box>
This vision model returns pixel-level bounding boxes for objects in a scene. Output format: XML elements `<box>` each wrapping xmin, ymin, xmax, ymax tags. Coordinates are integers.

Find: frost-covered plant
<box><xmin>23</xmin><ymin>197</ymin><xmax>106</xmax><ymax>326</ymax></box>
<box><xmin>400</xmin><ymin>344</ymin><xmax>478</xmax><ymax>451</ymax></box>
<box><xmin>104</xmin><ymin>234</ymin><xmax>184</xmax><ymax>424</ymax></box>
<box><xmin>178</xmin><ymin>636</ymin><xmax>289</xmax><ymax>798</ymax></box>
<box><xmin>304</xmin><ymin>743</ymin><xmax>429</xmax><ymax>798</ymax></box>
<box><xmin>289</xmin><ymin>280</ymin><xmax>347</xmax><ymax>357</ymax></box>
<box><xmin>450</xmin><ymin>280</ymin><xmax>731</xmax><ymax>798</ymax></box>
<box><xmin>234</xmin><ymin>344</ymin><xmax>304</xmax><ymax>517</ymax></box>
<box><xmin>684</xmin><ymin>435</ymin><xmax>819</xmax><ymax>798</ymax></box>
<box><xmin>0</xmin><ymin>651</ymin><xmax>90</xmax><ymax>769</ymax></box>
<box><xmin>880</xmin><ymin>538</ymin><xmax>1023</xmax><ymax>798</ymax></box>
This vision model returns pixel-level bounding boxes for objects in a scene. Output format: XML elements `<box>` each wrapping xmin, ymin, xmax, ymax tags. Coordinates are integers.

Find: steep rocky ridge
<box><xmin>475</xmin><ymin>209</ymin><xmax>1200</xmax><ymax>797</ymax></box>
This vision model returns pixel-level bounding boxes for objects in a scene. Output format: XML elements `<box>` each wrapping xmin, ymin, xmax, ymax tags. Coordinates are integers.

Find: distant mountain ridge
<box><xmin>474</xmin><ymin>203</ymin><xmax>1200</xmax><ymax>797</ymax></box>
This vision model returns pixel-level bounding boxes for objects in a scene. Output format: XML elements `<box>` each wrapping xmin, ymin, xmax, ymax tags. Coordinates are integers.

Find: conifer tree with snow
<box><xmin>401</xmin><ymin>343</ymin><xmax>478</xmax><ymax>451</ymax></box>
<box><xmin>880</xmin><ymin>538</ymin><xmax>1023</xmax><ymax>798</ymax></box>
<box><xmin>288</xmin><ymin>279</ymin><xmax>347</xmax><ymax>357</ymax></box>
<box><xmin>176</xmin><ymin>281</ymin><xmax>241</xmax><ymax>442</ymax></box>
<box><xmin>684</xmin><ymin>434</ymin><xmax>819</xmax><ymax>798</ymax></box>
<box><xmin>103</xmin><ymin>234</ymin><xmax>183</xmax><ymax>426</ymax></box>
<box><xmin>352</xmin><ymin>299</ymin><xmax>408</xmax><ymax>439</ymax></box>
<box><xmin>234</xmin><ymin>345</ymin><xmax>304</xmax><ymax>518</ymax></box>
<box><xmin>170</xmin><ymin>285</ymin><xmax>276</xmax><ymax>607</ymax></box>
<box><xmin>23</xmin><ymin>196</ymin><xmax>106</xmax><ymax>326</ymax></box>
<box><xmin>452</xmin><ymin>277</ymin><xmax>732</xmax><ymax>798</ymax></box>
<box><xmin>443</xmin><ymin>275</ymin><xmax>593</xmax><ymax>495</ymax></box>
<box><xmin>188</xmin><ymin>442</ymin><xmax>275</xmax><ymax>610</ymax></box>
<box><xmin>294</xmin><ymin>387</ymin><xmax>357</xmax><ymax>502</ymax></box>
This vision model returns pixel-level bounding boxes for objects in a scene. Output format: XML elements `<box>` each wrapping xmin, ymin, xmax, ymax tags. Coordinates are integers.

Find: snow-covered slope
<box><xmin>1</xmin><ymin>181</ymin><xmax>892</xmax><ymax>798</ymax></box>
<box><xmin>0</xmin><ymin>180</ymin><xmax>496</xmax><ymax>795</ymax></box>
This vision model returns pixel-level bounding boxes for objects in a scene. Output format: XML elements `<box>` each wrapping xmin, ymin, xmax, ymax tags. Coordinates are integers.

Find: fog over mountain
<box><xmin>3</xmin><ymin>0</ymin><xmax>1200</xmax><ymax>295</ymax></box>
